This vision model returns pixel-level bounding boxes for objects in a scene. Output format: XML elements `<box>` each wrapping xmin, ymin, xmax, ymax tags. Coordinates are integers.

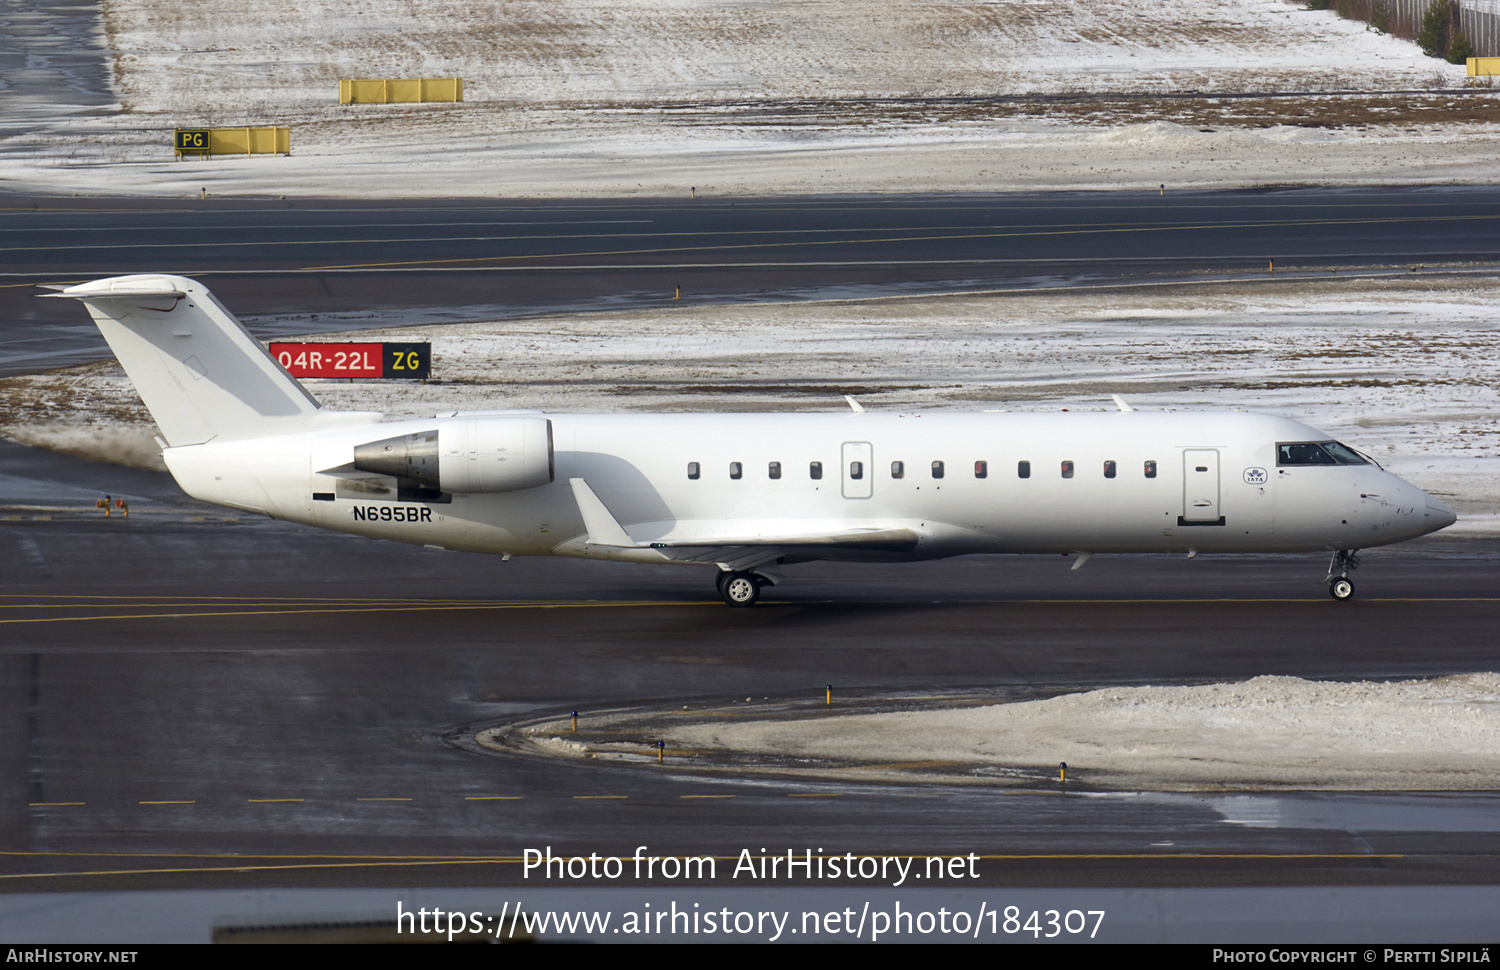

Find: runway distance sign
<box><xmin>269</xmin><ymin>342</ymin><xmax>431</xmax><ymax>379</ymax></box>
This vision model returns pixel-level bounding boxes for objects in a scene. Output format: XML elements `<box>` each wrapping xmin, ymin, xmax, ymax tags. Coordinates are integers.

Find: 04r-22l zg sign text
<box><xmin>269</xmin><ymin>342</ymin><xmax>431</xmax><ymax>379</ymax></box>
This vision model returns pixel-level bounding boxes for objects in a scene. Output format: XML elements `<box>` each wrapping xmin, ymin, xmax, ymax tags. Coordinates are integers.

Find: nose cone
<box><xmin>1423</xmin><ymin>495</ymin><xmax>1458</xmax><ymax>534</ymax></box>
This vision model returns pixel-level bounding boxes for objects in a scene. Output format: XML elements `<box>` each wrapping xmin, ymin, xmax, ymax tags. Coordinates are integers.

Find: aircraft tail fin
<box><xmin>46</xmin><ymin>275</ymin><xmax>338</xmax><ymax>446</ymax></box>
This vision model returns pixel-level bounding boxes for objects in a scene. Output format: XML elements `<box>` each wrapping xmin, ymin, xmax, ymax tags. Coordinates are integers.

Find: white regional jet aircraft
<box><xmin>51</xmin><ymin>274</ymin><xmax>1456</xmax><ymax>606</ymax></box>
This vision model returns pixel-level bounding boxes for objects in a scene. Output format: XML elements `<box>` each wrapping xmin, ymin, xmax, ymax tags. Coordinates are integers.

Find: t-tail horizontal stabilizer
<box><xmin>43</xmin><ymin>275</ymin><xmax>378</xmax><ymax>446</ymax></box>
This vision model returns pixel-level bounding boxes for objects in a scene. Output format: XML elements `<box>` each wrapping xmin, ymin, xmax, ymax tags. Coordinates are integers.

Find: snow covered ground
<box><xmin>6</xmin><ymin>272</ymin><xmax>1495</xmax><ymax>527</ymax></box>
<box><xmin>98</xmin><ymin>0</ymin><xmax>1460</xmax><ymax>108</ymax></box>
<box><xmin>646</xmin><ymin>673</ymin><xmax>1500</xmax><ymax>791</ymax></box>
<box><xmin>2</xmin><ymin>0</ymin><xmax>1497</xmax><ymax>197</ymax></box>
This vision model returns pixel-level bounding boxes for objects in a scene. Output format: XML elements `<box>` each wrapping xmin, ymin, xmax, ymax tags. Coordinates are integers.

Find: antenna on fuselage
<box><xmin>1111</xmin><ymin>394</ymin><xmax>1136</xmax><ymax>412</ymax></box>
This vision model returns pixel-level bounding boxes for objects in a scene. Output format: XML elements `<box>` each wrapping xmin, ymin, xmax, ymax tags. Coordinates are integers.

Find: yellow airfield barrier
<box><xmin>174</xmin><ymin>127</ymin><xmax>290</xmax><ymax>159</ymax></box>
<box><xmin>339</xmin><ymin>78</ymin><xmax>463</xmax><ymax>105</ymax></box>
<box><xmin>1467</xmin><ymin>57</ymin><xmax>1500</xmax><ymax>77</ymax></box>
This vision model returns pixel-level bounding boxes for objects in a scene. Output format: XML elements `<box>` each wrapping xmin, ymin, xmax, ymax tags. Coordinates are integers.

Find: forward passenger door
<box><xmin>1182</xmin><ymin>449</ymin><xmax>1221</xmax><ymax>523</ymax></box>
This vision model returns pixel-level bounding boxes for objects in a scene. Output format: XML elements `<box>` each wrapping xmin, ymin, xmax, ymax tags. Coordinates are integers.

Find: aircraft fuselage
<box><xmin>162</xmin><ymin>409</ymin><xmax>1451</xmax><ymax>563</ymax></box>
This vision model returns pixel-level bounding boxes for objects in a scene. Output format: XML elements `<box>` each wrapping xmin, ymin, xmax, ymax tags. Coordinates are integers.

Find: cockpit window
<box><xmin>1278</xmin><ymin>443</ymin><xmax>1335</xmax><ymax>465</ymax></box>
<box><xmin>1277</xmin><ymin>441</ymin><xmax>1369</xmax><ymax>466</ymax></box>
<box><xmin>1322</xmin><ymin>441</ymin><xmax>1369</xmax><ymax>465</ymax></box>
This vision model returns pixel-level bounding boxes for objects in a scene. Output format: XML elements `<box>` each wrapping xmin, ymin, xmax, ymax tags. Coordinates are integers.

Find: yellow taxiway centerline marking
<box><xmin>0</xmin><ymin>600</ymin><xmax>526</xmax><ymax>610</ymax></box>
<box><xmin>0</xmin><ymin>848</ymin><xmax>1411</xmax><ymax>864</ymax></box>
<box><xmin>573</xmin><ymin>795</ymin><xmax>628</xmax><ymax>800</ymax></box>
<box><xmin>0</xmin><ymin>850</ymin><xmax>522</xmax><ymax>861</ymax></box>
<box><xmin>138</xmin><ymin>801</ymin><xmax>195</xmax><ymax>805</ymax></box>
<box><xmin>0</xmin><ymin>860</ymin><xmax>514</xmax><ymax>880</ymax></box>
<box><xmin>680</xmin><ymin>795</ymin><xmax>736</xmax><ymax>799</ymax></box>
<box><xmin>356</xmin><ymin>798</ymin><xmax>412</xmax><ymax>802</ymax></box>
<box><xmin>247</xmin><ymin>799</ymin><xmax>304</xmax><ymax>803</ymax></box>
<box><xmin>28</xmin><ymin>802</ymin><xmax>85</xmax><ymax>807</ymax></box>
<box><xmin>3</xmin><ymin>592</ymin><xmax>1495</xmax><ymax>608</ymax></box>
<box><xmin>0</xmin><ymin>593</ymin><xmax>496</xmax><ymax>601</ymax></box>
<box><xmin>0</xmin><ymin>601</ymin><xmax>717</xmax><ymax>625</ymax></box>
<box><xmin>0</xmin><ymin>851</ymin><xmax>1415</xmax><ymax>882</ymax></box>
<box><xmin>3</xmin><ymin>597</ymin><xmax>1497</xmax><ymax>626</ymax></box>
<box><xmin>464</xmin><ymin>796</ymin><xmax>522</xmax><ymax>801</ymax></box>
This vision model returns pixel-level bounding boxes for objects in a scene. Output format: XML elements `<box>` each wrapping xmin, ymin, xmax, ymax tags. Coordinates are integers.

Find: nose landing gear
<box><xmin>1326</xmin><ymin>549</ymin><xmax>1361</xmax><ymax>601</ymax></box>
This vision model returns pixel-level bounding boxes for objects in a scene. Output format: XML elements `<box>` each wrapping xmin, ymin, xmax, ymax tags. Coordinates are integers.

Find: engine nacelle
<box><xmin>352</xmin><ymin>416</ymin><xmax>553</xmax><ymax>493</ymax></box>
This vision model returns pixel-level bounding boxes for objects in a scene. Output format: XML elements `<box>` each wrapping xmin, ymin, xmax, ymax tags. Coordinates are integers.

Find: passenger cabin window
<box><xmin>1144</xmin><ymin>460</ymin><xmax>1157</xmax><ymax>479</ymax></box>
<box><xmin>931</xmin><ymin>460</ymin><xmax>945</xmax><ymax>480</ymax></box>
<box><xmin>891</xmin><ymin>460</ymin><xmax>904</xmax><ymax>479</ymax></box>
<box><xmin>687</xmin><ymin>462</ymin><xmax>700</xmax><ymax>480</ymax></box>
<box><xmin>849</xmin><ymin>461</ymin><xmax>864</xmax><ymax>480</ymax></box>
<box><xmin>1017</xmin><ymin>461</ymin><xmax>1031</xmax><ymax>479</ymax></box>
<box><xmin>809</xmin><ymin>461</ymin><xmax>823</xmax><ymax>480</ymax></box>
<box><xmin>1061</xmin><ymin>460</ymin><xmax>1074</xmax><ymax>479</ymax></box>
<box><xmin>1103</xmin><ymin>460</ymin><xmax>1116</xmax><ymax>479</ymax></box>
<box><xmin>729</xmin><ymin>462</ymin><xmax>743</xmax><ymax>480</ymax></box>
<box><xmin>768</xmin><ymin>461</ymin><xmax>781</xmax><ymax>480</ymax></box>
<box><xmin>974</xmin><ymin>460</ymin><xmax>988</xmax><ymax>479</ymax></box>
<box><xmin>1277</xmin><ymin>441</ymin><xmax>1368</xmax><ymax>466</ymax></box>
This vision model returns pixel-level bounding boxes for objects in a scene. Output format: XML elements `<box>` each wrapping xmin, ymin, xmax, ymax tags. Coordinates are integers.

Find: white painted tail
<box><xmin>47</xmin><ymin>275</ymin><xmax>373</xmax><ymax>446</ymax></box>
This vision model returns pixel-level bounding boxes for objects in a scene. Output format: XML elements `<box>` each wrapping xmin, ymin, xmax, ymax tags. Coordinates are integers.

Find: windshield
<box><xmin>1277</xmin><ymin>441</ymin><xmax>1369</xmax><ymax>466</ymax></box>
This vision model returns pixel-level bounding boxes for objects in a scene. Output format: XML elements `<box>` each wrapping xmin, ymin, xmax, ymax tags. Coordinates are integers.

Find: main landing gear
<box><xmin>1326</xmin><ymin>549</ymin><xmax>1361</xmax><ymax>601</ymax></box>
<box><xmin>716</xmin><ymin>570</ymin><xmax>769</xmax><ymax>607</ymax></box>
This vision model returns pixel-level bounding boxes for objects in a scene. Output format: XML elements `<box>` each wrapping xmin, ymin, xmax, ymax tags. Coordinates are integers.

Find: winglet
<box><xmin>1111</xmin><ymin>394</ymin><xmax>1135</xmax><ymax>412</ymax></box>
<box><xmin>569</xmin><ymin>478</ymin><xmax>637</xmax><ymax>547</ymax></box>
<box><xmin>844</xmin><ymin>395</ymin><xmax>865</xmax><ymax>413</ymax></box>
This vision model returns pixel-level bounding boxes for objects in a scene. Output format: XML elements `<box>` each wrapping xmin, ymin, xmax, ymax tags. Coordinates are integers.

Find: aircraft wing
<box><xmin>643</xmin><ymin>529</ymin><xmax>919</xmax><ymax>551</ymax></box>
<box><xmin>568</xmin><ymin>478</ymin><xmax>919</xmax><ymax>560</ymax></box>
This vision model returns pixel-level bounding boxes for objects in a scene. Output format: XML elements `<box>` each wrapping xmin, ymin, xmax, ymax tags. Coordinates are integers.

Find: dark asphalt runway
<box><xmin>2</xmin><ymin>192</ymin><xmax>1499</xmax><ymax>941</ymax></box>
<box><xmin>6</xmin><ymin>188</ymin><xmax>1500</xmax><ymax>375</ymax></box>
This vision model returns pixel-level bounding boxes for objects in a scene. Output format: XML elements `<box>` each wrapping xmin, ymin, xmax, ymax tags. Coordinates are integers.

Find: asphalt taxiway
<box><xmin>4</xmin><ymin>441</ymin><xmax>1499</xmax><ymax>897</ymax></box>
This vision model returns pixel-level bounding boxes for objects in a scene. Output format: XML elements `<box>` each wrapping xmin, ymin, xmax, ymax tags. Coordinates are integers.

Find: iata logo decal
<box><xmin>1243</xmin><ymin>467</ymin><xmax>1268</xmax><ymax>484</ymax></box>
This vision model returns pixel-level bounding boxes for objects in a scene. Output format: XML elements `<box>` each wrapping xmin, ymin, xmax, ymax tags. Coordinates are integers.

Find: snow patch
<box><xmin>667</xmin><ymin>674</ymin><xmax>1500</xmax><ymax>790</ymax></box>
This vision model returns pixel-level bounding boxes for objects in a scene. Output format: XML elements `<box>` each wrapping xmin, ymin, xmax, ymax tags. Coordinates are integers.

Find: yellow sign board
<box><xmin>339</xmin><ymin>78</ymin><xmax>463</xmax><ymax>105</ymax></box>
<box><xmin>1467</xmin><ymin>57</ymin><xmax>1500</xmax><ymax>77</ymax></box>
<box><xmin>174</xmin><ymin>127</ymin><xmax>290</xmax><ymax>159</ymax></box>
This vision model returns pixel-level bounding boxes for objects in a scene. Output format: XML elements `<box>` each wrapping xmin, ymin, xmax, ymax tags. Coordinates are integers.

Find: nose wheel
<box><xmin>1325</xmin><ymin>549</ymin><xmax>1360</xmax><ymax>602</ymax></box>
<box><xmin>716</xmin><ymin>570</ymin><xmax>764</xmax><ymax>607</ymax></box>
